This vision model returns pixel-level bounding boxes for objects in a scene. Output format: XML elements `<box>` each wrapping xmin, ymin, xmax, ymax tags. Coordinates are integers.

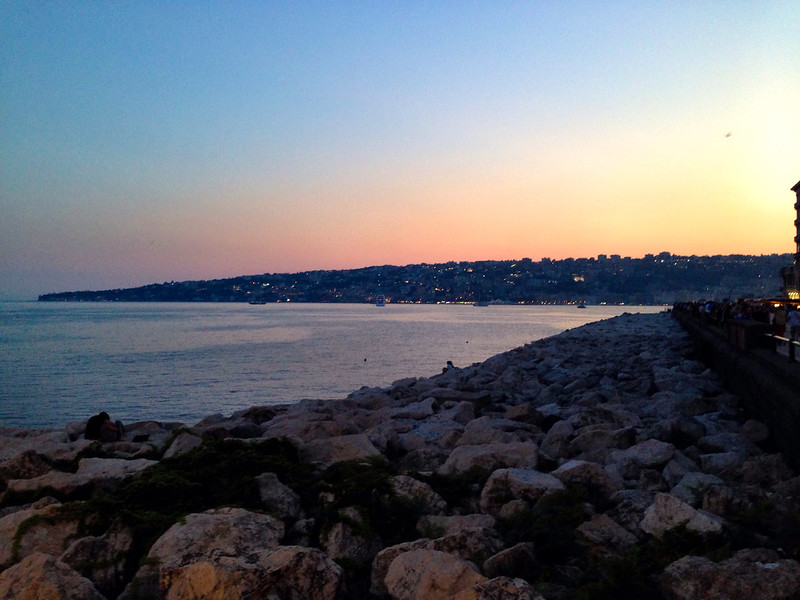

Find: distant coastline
<box><xmin>38</xmin><ymin>252</ymin><xmax>790</xmax><ymax>306</ymax></box>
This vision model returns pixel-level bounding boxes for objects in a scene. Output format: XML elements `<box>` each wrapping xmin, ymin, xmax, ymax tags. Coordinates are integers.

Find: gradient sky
<box><xmin>2</xmin><ymin>1</ymin><xmax>799</xmax><ymax>300</ymax></box>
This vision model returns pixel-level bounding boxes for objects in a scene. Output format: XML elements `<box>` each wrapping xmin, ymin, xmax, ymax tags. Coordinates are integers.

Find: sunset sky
<box><xmin>2</xmin><ymin>2</ymin><xmax>799</xmax><ymax>300</ymax></box>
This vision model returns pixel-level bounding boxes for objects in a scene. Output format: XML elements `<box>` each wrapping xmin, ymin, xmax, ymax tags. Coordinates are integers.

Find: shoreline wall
<box><xmin>674</xmin><ymin>310</ymin><xmax>800</xmax><ymax>470</ymax></box>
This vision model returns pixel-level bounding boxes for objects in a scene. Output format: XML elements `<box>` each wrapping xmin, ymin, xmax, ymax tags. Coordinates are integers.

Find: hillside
<box><xmin>38</xmin><ymin>252</ymin><xmax>792</xmax><ymax>305</ymax></box>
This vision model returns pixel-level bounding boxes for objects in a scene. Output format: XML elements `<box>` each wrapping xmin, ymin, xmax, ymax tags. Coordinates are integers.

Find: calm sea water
<box><xmin>0</xmin><ymin>302</ymin><xmax>663</xmax><ymax>429</ymax></box>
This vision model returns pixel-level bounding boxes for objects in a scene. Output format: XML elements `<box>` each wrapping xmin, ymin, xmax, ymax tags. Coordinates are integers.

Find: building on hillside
<box><xmin>780</xmin><ymin>179</ymin><xmax>800</xmax><ymax>299</ymax></box>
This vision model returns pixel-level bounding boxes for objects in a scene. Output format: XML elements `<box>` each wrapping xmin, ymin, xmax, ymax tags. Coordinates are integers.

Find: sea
<box><xmin>0</xmin><ymin>302</ymin><xmax>665</xmax><ymax>429</ymax></box>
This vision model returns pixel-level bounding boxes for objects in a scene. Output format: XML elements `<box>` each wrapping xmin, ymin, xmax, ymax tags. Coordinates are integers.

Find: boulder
<box><xmin>322</xmin><ymin>519</ymin><xmax>383</xmax><ymax>565</ymax></box>
<box><xmin>640</xmin><ymin>492</ymin><xmax>723</xmax><ymax>538</ymax></box>
<box><xmin>0</xmin><ymin>498</ymin><xmax>58</xmax><ymax>565</ymax></box>
<box><xmin>480</xmin><ymin>469</ymin><xmax>565</xmax><ymax>516</ymax></box>
<box><xmin>741</xmin><ymin>419</ymin><xmax>770</xmax><ymax>444</ymax></box>
<box><xmin>162</xmin><ymin>431</ymin><xmax>203</xmax><ymax>460</ymax></box>
<box><xmin>437</xmin><ymin>442</ymin><xmax>539</xmax><ymax>477</ymax></box>
<box><xmin>126</xmin><ymin>507</ymin><xmax>285</xmax><ymax>594</ymax></box>
<box><xmin>256</xmin><ymin>472</ymin><xmax>303</xmax><ymax>519</ymax></box>
<box><xmin>0</xmin><ymin>449</ymin><xmax>52</xmax><ymax>482</ymax></box>
<box><xmin>741</xmin><ymin>454</ymin><xmax>794</xmax><ymax>487</ymax></box>
<box><xmin>660</xmin><ymin>548</ymin><xmax>800</xmax><ymax>600</ymax></box>
<box><xmin>5</xmin><ymin>457</ymin><xmax>157</xmax><ymax>497</ymax></box>
<box><xmin>390</xmin><ymin>475</ymin><xmax>448</xmax><ymax>515</ymax></box>
<box><xmin>670</xmin><ymin>472</ymin><xmax>725</xmax><ymax>507</ymax></box>
<box><xmin>146</xmin><ymin>507</ymin><xmax>284</xmax><ymax>567</ymax></box>
<box><xmin>260</xmin><ymin>400</ymin><xmax>361</xmax><ymax>442</ymax></box>
<box><xmin>59</xmin><ymin>522</ymin><xmax>133</xmax><ymax>599</ymax></box>
<box><xmin>425</xmin><ymin>527</ymin><xmax>506</xmax><ymax>564</ymax></box>
<box><xmin>0</xmin><ymin>499</ymin><xmax>79</xmax><ymax>566</ymax></box>
<box><xmin>451</xmin><ymin>576</ymin><xmax>545</xmax><ymax>600</ymax></box>
<box><xmin>384</xmin><ymin>549</ymin><xmax>487</xmax><ymax>600</ymax></box>
<box><xmin>482</xmin><ymin>542</ymin><xmax>538</xmax><ymax>579</ymax></box>
<box><xmin>551</xmin><ymin>459</ymin><xmax>620</xmax><ymax>499</ymax></box>
<box><xmin>617</xmin><ymin>439</ymin><xmax>675</xmax><ymax>468</ymax></box>
<box><xmin>699</xmin><ymin>452</ymin><xmax>744</xmax><ymax>477</ymax></box>
<box><xmin>417</xmin><ymin>514</ymin><xmax>496</xmax><ymax>538</ymax></box>
<box><xmin>301</xmin><ymin>433</ymin><xmax>383</xmax><ymax>467</ymax></box>
<box><xmin>0</xmin><ymin>552</ymin><xmax>106</xmax><ymax>600</ymax></box>
<box><xmin>456</xmin><ymin>417</ymin><xmax>536</xmax><ymax>446</ymax></box>
<box><xmin>371</xmin><ymin>540</ymin><xmax>431</xmax><ymax>598</ymax></box>
<box><xmin>160</xmin><ymin>545</ymin><xmax>344</xmax><ymax>600</ymax></box>
<box><xmin>576</xmin><ymin>514</ymin><xmax>638</xmax><ymax>555</ymax></box>
<box><xmin>397</xmin><ymin>420</ymin><xmax>465</xmax><ymax>454</ymax></box>
<box><xmin>0</xmin><ymin>429</ymin><xmax>69</xmax><ymax>462</ymax></box>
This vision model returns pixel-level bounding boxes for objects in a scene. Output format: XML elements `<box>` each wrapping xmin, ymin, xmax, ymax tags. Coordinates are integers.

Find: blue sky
<box><xmin>2</xmin><ymin>1</ymin><xmax>799</xmax><ymax>300</ymax></box>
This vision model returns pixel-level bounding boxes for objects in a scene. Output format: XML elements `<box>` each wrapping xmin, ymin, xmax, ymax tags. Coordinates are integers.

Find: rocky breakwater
<box><xmin>2</xmin><ymin>311</ymin><xmax>800</xmax><ymax>599</ymax></box>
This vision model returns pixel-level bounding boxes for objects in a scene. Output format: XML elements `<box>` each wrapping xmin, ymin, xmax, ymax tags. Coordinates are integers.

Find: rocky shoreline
<box><xmin>2</xmin><ymin>311</ymin><xmax>800</xmax><ymax>599</ymax></box>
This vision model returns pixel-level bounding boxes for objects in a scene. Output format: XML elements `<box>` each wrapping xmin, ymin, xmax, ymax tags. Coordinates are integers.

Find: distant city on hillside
<box><xmin>38</xmin><ymin>252</ymin><xmax>793</xmax><ymax>305</ymax></box>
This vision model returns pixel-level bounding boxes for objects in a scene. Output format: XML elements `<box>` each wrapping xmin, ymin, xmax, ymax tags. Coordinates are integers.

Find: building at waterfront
<box><xmin>780</xmin><ymin>179</ymin><xmax>800</xmax><ymax>300</ymax></box>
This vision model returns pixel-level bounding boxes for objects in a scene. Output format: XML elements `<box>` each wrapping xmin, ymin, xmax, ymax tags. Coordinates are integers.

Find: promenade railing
<box><xmin>764</xmin><ymin>333</ymin><xmax>800</xmax><ymax>363</ymax></box>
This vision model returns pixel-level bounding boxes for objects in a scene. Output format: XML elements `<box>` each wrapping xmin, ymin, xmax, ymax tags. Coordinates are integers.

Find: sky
<box><xmin>2</xmin><ymin>1</ymin><xmax>799</xmax><ymax>300</ymax></box>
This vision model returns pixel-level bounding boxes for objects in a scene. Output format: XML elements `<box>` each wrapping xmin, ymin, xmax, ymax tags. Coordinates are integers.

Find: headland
<box><xmin>1</xmin><ymin>310</ymin><xmax>799</xmax><ymax>599</ymax></box>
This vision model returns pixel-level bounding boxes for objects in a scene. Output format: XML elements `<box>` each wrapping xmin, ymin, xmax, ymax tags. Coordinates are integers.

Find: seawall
<box><xmin>673</xmin><ymin>308</ymin><xmax>800</xmax><ymax>470</ymax></box>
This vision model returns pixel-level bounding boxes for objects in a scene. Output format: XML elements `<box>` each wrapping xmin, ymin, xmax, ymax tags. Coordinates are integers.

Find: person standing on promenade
<box><xmin>774</xmin><ymin>304</ymin><xmax>787</xmax><ymax>336</ymax></box>
<box><xmin>788</xmin><ymin>305</ymin><xmax>800</xmax><ymax>341</ymax></box>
